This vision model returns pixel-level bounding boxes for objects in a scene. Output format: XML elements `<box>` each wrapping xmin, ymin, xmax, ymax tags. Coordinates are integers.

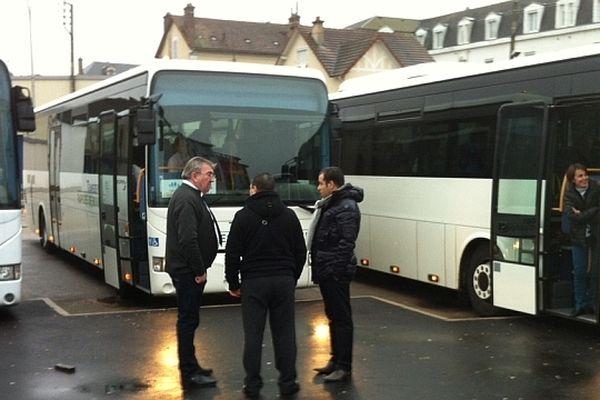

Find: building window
<box><xmin>432</xmin><ymin>24</ymin><xmax>447</xmax><ymax>50</ymax></box>
<box><xmin>556</xmin><ymin>0</ymin><xmax>579</xmax><ymax>28</ymax></box>
<box><xmin>171</xmin><ymin>37</ymin><xmax>179</xmax><ymax>59</ymax></box>
<box><xmin>523</xmin><ymin>3</ymin><xmax>544</xmax><ymax>34</ymax></box>
<box><xmin>297</xmin><ymin>48</ymin><xmax>308</xmax><ymax>67</ymax></box>
<box><xmin>485</xmin><ymin>12</ymin><xmax>502</xmax><ymax>40</ymax></box>
<box><xmin>457</xmin><ymin>17</ymin><xmax>474</xmax><ymax>45</ymax></box>
<box><xmin>595</xmin><ymin>0</ymin><xmax>600</xmax><ymax>22</ymax></box>
<box><xmin>415</xmin><ymin>28</ymin><xmax>428</xmax><ymax>46</ymax></box>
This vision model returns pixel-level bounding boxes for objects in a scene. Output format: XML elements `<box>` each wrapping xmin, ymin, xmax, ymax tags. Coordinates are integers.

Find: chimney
<box><xmin>184</xmin><ymin>3</ymin><xmax>195</xmax><ymax>18</ymax></box>
<box><xmin>311</xmin><ymin>17</ymin><xmax>325</xmax><ymax>46</ymax></box>
<box><xmin>289</xmin><ymin>12</ymin><xmax>300</xmax><ymax>30</ymax></box>
<box><xmin>184</xmin><ymin>4</ymin><xmax>195</xmax><ymax>39</ymax></box>
<box><xmin>78</xmin><ymin>57</ymin><xmax>83</xmax><ymax>75</ymax></box>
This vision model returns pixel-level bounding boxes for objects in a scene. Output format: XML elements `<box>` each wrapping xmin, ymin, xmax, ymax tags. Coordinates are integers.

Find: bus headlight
<box><xmin>152</xmin><ymin>257</ymin><xmax>166</xmax><ymax>272</ymax></box>
<box><xmin>0</xmin><ymin>265</ymin><xmax>20</xmax><ymax>281</ymax></box>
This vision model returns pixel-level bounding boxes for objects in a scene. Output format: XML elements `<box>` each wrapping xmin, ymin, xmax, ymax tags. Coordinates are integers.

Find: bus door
<box><xmin>115</xmin><ymin>112</ymin><xmax>137</xmax><ymax>290</ymax></box>
<box><xmin>491</xmin><ymin>102</ymin><xmax>549</xmax><ymax>314</ymax></box>
<box><xmin>99</xmin><ymin>111</ymin><xmax>120</xmax><ymax>288</ymax></box>
<box><xmin>49</xmin><ymin>121</ymin><xmax>61</xmax><ymax>247</ymax></box>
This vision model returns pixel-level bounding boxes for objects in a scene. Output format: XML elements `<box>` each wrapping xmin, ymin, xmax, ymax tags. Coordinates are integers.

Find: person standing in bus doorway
<box><xmin>166</xmin><ymin>156</ymin><xmax>221</xmax><ymax>389</ymax></box>
<box><xmin>307</xmin><ymin>166</ymin><xmax>363</xmax><ymax>382</ymax></box>
<box><xmin>564</xmin><ymin>163</ymin><xmax>600</xmax><ymax>317</ymax></box>
<box><xmin>225</xmin><ymin>173</ymin><xmax>306</xmax><ymax>399</ymax></box>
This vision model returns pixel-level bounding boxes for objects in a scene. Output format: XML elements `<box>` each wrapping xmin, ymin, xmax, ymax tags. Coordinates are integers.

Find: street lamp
<box><xmin>63</xmin><ymin>1</ymin><xmax>75</xmax><ymax>92</ymax></box>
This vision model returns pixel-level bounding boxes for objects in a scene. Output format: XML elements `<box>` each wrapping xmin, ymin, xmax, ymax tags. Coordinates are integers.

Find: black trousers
<box><xmin>319</xmin><ymin>276</ymin><xmax>353</xmax><ymax>371</ymax></box>
<box><xmin>241</xmin><ymin>275</ymin><xmax>297</xmax><ymax>391</ymax></box>
<box><xmin>171</xmin><ymin>272</ymin><xmax>207</xmax><ymax>378</ymax></box>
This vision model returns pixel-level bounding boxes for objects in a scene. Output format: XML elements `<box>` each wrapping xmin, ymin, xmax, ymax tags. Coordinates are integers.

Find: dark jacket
<box><xmin>564</xmin><ymin>180</ymin><xmax>600</xmax><ymax>247</ymax></box>
<box><xmin>225</xmin><ymin>190</ymin><xmax>307</xmax><ymax>290</ymax></box>
<box><xmin>165</xmin><ymin>183</ymin><xmax>218</xmax><ymax>276</ymax></box>
<box><xmin>311</xmin><ymin>184</ymin><xmax>363</xmax><ymax>283</ymax></box>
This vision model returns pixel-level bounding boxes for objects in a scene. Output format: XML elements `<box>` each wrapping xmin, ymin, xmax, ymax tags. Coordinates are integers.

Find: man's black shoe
<box><xmin>182</xmin><ymin>372</ymin><xmax>217</xmax><ymax>388</ymax></box>
<box><xmin>196</xmin><ymin>365</ymin><xmax>213</xmax><ymax>376</ymax></box>
<box><xmin>313</xmin><ymin>360</ymin><xmax>336</xmax><ymax>375</ymax></box>
<box><xmin>323</xmin><ymin>369</ymin><xmax>351</xmax><ymax>382</ymax></box>
<box><xmin>280</xmin><ymin>382</ymin><xmax>300</xmax><ymax>396</ymax></box>
<box><xmin>243</xmin><ymin>386</ymin><xmax>260</xmax><ymax>399</ymax></box>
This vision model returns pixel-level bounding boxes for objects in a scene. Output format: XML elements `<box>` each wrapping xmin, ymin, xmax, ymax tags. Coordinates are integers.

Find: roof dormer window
<box><xmin>485</xmin><ymin>12</ymin><xmax>502</xmax><ymax>40</ymax></box>
<box><xmin>523</xmin><ymin>3</ymin><xmax>544</xmax><ymax>34</ymax></box>
<box><xmin>432</xmin><ymin>24</ymin><xmax>447</xmax><ymax>50</ymax></box>
<box><xmin>244</xmin><ymin>38</ymin><xmax>252</xmax><ymax>44</ymax></box>
<box><xmin>555</xmin><ymin>0</ymin><xmax>579</xmax><ymax>28</ymax></box>
<box><xmin>415</xmin><ymin>28</ymin><xmax>428</xmax><ymax>46</ymax></box>
<box><xmin>457</xmin><ymin>17</ymin><xmax>474</xmax><ymax>45</ymax></box>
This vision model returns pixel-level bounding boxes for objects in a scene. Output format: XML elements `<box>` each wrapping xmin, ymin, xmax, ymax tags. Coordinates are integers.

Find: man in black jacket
<box><xmin>225</xmin><ymin>173</ymin><xmax>306</xmax><ymax>399</ymax></box>
<box><xmin>166</xmin><ymin>156</ymin><xmax>220</xmax><ymax>389</ymax></box>
<box><xmin>308</xmin><ymin>166</ymin><xmax>363</xmax><ymax>383</ymax></box>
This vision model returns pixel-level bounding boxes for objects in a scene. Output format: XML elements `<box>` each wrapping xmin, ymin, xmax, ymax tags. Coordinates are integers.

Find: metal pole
<box><xmin>70</xmin><ymin>3</ymin><xmax>74</xmax><ymax>92</ymax></box>
<box><xmin>510</xmin><ymin>1</ymin><xmax>518</xmax><ymax>59</ymax></box>
<box><xmin>63</xmin><ymin>1</ymin><xmax>75</xmax><ymax>92</ymax></box>
<box><xmin>27</xmin><ymin>2</ymin><xmax>35</xmax><ymax>103</ymax></box>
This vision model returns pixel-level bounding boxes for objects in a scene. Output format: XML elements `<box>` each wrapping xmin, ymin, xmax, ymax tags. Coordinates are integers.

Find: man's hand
<box><xmin>228</xmin><ymin>288</ymin><xmax>241</xmax><ymax>298</ymax></box>
<box><xmin>195</xmin><ymin>273</ymin><xmax>207</xmax><ymax>284</ymax></box>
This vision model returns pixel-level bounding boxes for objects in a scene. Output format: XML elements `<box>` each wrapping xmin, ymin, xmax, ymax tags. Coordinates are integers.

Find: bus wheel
<box><xmin>466</xmin><ymin>245</ymin><xmax>498</xmax><ymax>316</ymax></box>
<box><xmin>39</xmin><ymin>214</ymin><xmax>54</xmax><ymax>253</ymax></box>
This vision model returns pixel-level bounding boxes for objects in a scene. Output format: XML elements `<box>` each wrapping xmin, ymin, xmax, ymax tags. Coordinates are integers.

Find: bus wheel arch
<box><xmin>461</xmin><ymin>241</ymin><xmax>499</xmax><ymax>316</ymax></box>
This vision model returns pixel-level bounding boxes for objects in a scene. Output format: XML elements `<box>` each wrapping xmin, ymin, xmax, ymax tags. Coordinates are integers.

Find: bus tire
<box><xmin>466</xmin><ymin>244</ymin><xmax>499</xmax><ymax>316</ymax></box>
<box><xmin>38</xmin><ymin>212</ymin><xmax>54</xmax><ymax>253</ymax></box>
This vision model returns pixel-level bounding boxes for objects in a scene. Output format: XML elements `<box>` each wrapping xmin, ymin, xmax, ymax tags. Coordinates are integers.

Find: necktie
<box><xmin>202</xmin><ymin>196</ymin><xmax>223</xmax><ymax>245</ymax></box>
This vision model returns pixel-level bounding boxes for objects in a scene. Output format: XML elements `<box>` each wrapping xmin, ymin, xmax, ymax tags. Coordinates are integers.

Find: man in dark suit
<box><xmin>166</xmin><ymin>156</ymin><xmax>221</xmax><ymax>389</ymax></box>
<box><xmin>225</xmin><ymin>173</ymin><xmax>306</xmax><ymax>398</ymax></box>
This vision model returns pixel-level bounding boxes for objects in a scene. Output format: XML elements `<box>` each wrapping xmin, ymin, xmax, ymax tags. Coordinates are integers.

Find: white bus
<box><xmin>24</xmin><ymin>60</ymin><xmax>329</xmax><ymax>295</ymax></box>
<box><xmin>0</xmin><ymin>60</ymin><xmax>35</xmax><ymax>306</ymax></box>
<box><xmin>330</xmin><ymin>44</ymin><xmax>600</xmax><ymax>322</ymax></box>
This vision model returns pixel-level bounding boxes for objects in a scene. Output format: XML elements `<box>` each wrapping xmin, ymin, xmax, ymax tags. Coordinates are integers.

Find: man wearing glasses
<box><xmin>166</xmin><ymin>156</ymin><xmax>221</xmax><ymax>389</ymax></box>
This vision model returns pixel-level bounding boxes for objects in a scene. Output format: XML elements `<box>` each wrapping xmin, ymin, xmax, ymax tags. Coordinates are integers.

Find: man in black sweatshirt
<box><xmin>225</xmin><ymin>172</ymin><xmax>306</xmax><ymax>399</ymax></box>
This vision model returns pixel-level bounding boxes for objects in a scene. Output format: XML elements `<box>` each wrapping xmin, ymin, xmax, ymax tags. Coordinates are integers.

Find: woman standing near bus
<box><xmin>564</xmin><ymin>163</ymin><xmax>600</xmax><ymax>317</ymax></box>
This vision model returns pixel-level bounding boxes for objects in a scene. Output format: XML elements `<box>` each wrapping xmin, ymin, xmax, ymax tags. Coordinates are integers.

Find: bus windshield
<box><xmin>0</xmin><ymin>68</ymin><xmax>18</xmax><ymax>209</ymax></box>
<box><xmin>148</xmin><ymin>70</ymin><xmax>328</xmax><ymax>207</ymax></box>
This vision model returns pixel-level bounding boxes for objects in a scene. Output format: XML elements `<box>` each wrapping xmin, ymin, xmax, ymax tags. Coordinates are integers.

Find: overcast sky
<box><xmin>1</xmin><ymin>0</ymin><xmax>500</xmax><ymax>76</ymax></box>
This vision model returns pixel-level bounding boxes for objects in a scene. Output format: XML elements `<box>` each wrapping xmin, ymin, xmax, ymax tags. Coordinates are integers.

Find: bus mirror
<box><xmin>135</xmin><ymin>107</ymin><xmax>156</xmax><ymax>145</ymax></box>
<box><xmin>11</xmin><ymin>86</ymin><xmax>35</xmax><ymax>132</ymax></box>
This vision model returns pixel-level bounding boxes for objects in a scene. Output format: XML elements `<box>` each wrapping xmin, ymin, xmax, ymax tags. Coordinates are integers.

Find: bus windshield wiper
<box><xmin>283</xmin><ymin>200</ymin><xmax>315</xmax><ymax>213</ymax></box>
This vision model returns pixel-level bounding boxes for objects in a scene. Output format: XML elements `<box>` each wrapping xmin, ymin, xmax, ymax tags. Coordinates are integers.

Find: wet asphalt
<box><xmin>3</xmin><ymin>228</ymin><xmax>600</xmax><ymax>399</ymax></box>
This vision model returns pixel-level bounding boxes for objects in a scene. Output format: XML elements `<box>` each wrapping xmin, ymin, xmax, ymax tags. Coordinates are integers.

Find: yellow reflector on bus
<box><xmin>124</xmin><ymin>273</ymin><xmax>133</xmax><ymax>282</ymax></box>
<box><xmin>390</xmin><ymin>265</ymin><xmax>400</xmax><ymax>274</ymax></box>
<box><xmin>428</xmin><ymin>274</ymin><xmax>439</xmax><ymax>283</ymax></box>
<box><xmin>360</xmin><ymin>259</ymin><xmax>369</xmax><ymax>266</ymax></box>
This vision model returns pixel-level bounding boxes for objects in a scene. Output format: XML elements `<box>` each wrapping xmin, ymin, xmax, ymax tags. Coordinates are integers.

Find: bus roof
<box><xmin>35</xmin><ymin>59</ymin><xmax>327</xmax><ymax>113</ymax></box>
<box><xmin>330</xmin><ymin>43</ymin><xmax>600</xmax><ymax>100</ymax></box>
